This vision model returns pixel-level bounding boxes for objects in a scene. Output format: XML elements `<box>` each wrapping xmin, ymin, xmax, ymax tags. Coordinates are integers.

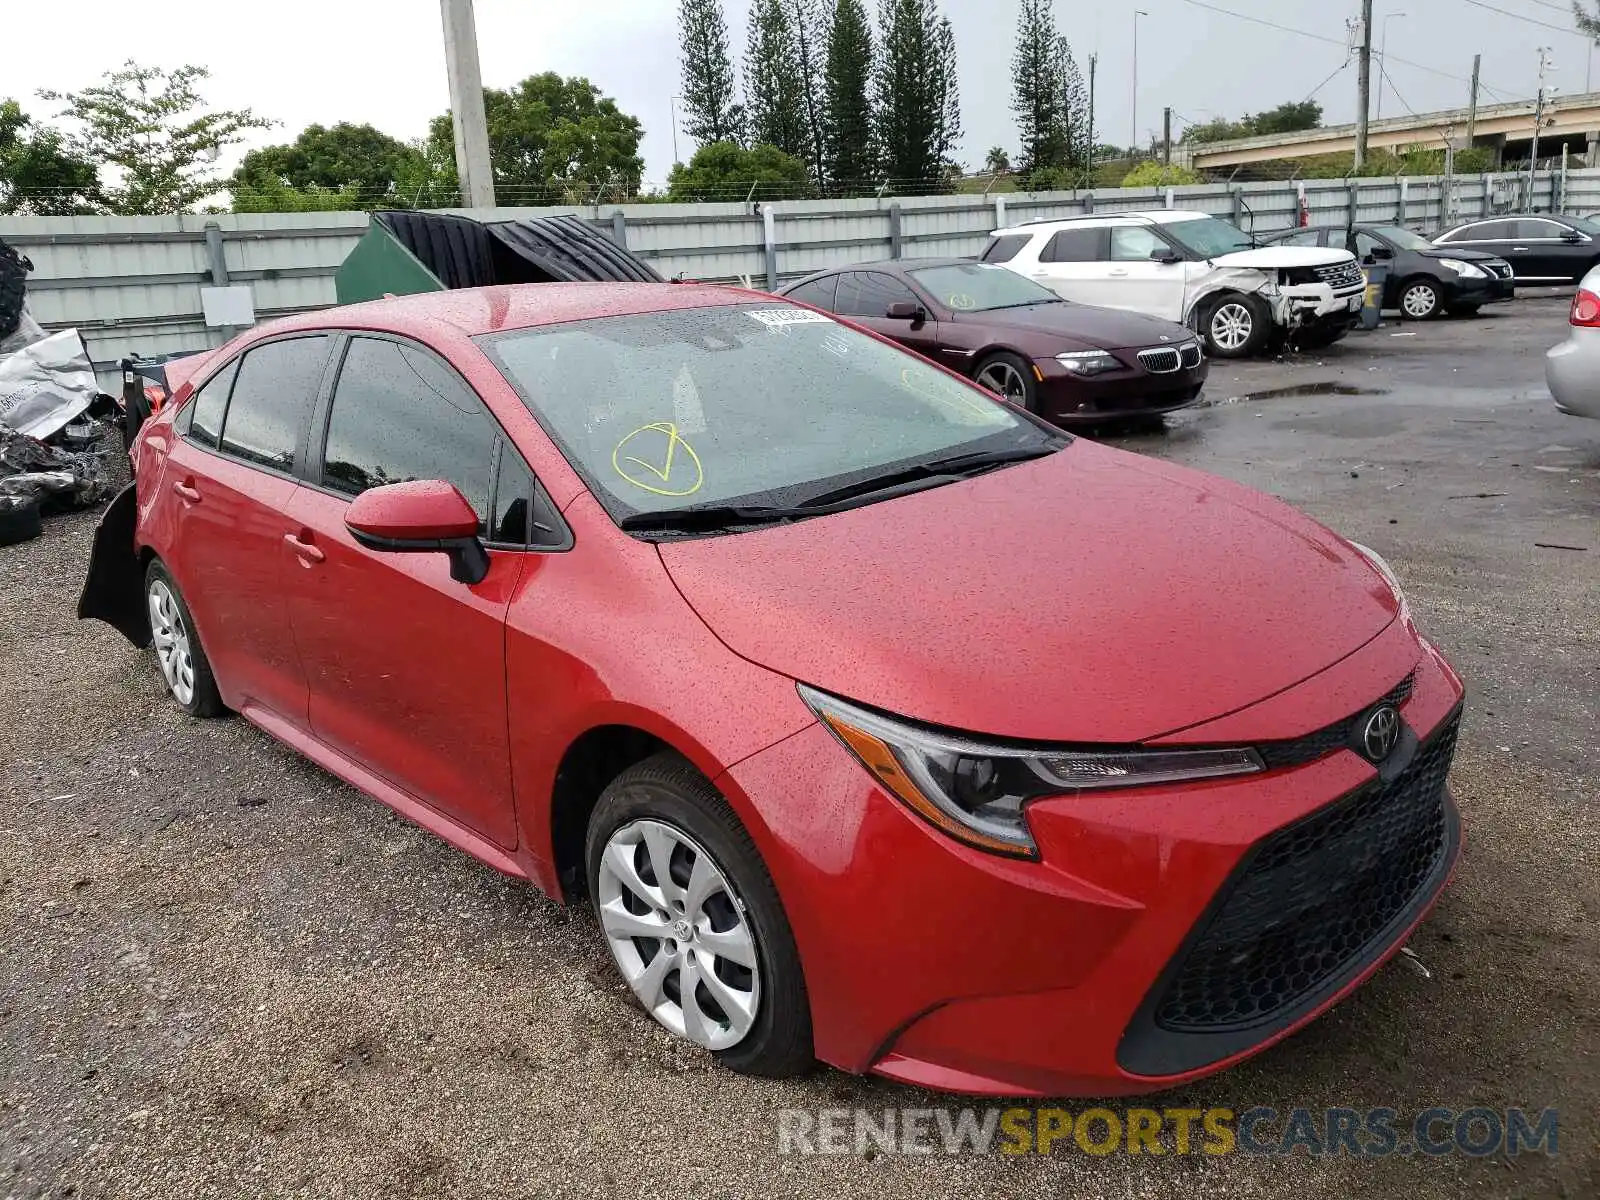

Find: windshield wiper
<box><xmin>619</xmin><ymin>504</ymin><xmax>818</xmax><ymax>533</ymax></box>
<box><xmin>984</xmin><ymin>298</ymin><xmax>1066</xmax><ymax>311</ymax></box>
<box><xmin>798</xmin><ymin>444</ymin><xmax>1063</xmax><ymax>509</ymax></box>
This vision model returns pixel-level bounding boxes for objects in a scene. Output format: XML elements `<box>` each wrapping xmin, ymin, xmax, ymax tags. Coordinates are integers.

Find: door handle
<box><xmin>171</xmin><ymin>479</ymin><xmax>201</xmax><ymax>503</ymax></box>
<box><xmin>1108</xmin><ymin>268</ymin><xmax>1130</xmax><ymax>277</ymax></box>
<box><xmin>1512</xmin><ymin>247</ymin><xmax>1529</xmax><ymax>252</ymax></box>
<box><xmin>283</xmin><ymin>532</ymin><xmax>325</xmax><ymax>565</ymax></box>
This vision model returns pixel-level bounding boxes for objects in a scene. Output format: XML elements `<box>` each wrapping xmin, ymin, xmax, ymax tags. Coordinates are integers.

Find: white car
<box><xmin>982</xmin><ymin>211</ymin><xmax>1367</xmax><ymax>358</ymax></box>
<box><xmin>1545</xmin><ymin>263</ymin><xmax>1600</xmax><ymax>420</ymax></box>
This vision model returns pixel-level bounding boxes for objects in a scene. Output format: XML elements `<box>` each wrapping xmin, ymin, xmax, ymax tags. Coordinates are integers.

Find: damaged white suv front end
<box><xmin>983</xmin><ymin>211</ymin><xmax>1367</xmax><ymax>359</ymax></box>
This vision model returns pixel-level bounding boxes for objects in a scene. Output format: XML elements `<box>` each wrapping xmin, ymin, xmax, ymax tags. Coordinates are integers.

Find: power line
<box><xmin>1459</xmin><ymin>0</ymin><xmax>1580</xmax><ymax>35</ymax></box>
<box><xmin>1304</xmin><ymin>58</ymin><xmax>1353</xmax><ymax>103</ymax></box>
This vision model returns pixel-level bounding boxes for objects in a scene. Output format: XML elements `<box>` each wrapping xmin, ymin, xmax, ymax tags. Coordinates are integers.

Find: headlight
<box><xmin>1055</xmin><ymin>350</ymin><xmax>1120</xmax><ymax>376</ymax></box>
<box><xmin>1437</xmin><ymin>258</ymin><xmax>1487</xmax><ymax>279</ymax></box>
<box><xmin>1349</xmin><ymin>540</ymin><xmax>1410</xmax><ymax>617</ymax></box>
<box><xmin>800</xmin><ymin>685</ymin><xmax>1264</xmax><ymax>860</ymax></box>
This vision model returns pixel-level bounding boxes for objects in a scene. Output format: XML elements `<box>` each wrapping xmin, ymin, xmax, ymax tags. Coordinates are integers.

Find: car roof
<box><xmin>996</xmin><ymin>210</ymin><xmax>1212</xmax><ymax>235</ymax></box>
<box><xmin>779</xmin><ymin>258</ymin><xmax>978</xmax><ymax>289</ymax></box>
<box><xmin>259</xmin><ymin>282</ymin><xmax>764</xmax><ymax>341</ymax></box>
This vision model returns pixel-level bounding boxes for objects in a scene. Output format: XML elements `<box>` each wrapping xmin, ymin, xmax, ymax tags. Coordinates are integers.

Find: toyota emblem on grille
<box><xmin>1361</xmin><ymin>705</ymin><xmax>1401</xmax><ymax>763</ymax></box>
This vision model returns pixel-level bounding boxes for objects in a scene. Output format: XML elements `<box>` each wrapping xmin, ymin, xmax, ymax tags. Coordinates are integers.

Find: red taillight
<box><xmin>1571</xmin><ymin>288</ymin><xmax>1600</xmax><ymax>327</ymax></box>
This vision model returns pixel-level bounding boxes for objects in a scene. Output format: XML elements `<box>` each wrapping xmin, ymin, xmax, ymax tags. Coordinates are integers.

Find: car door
<box><xmin>161</xmin><ymin>335</ymin><xmax>333</xmax><ymax>726</ymax></box>
<box><xmin>834</xmin><ymin>271</ymin><xmax>942</xmax><ymax>358</ymax></box>
<box><xmin>1517</xmin><ymin>218</ymin><xmax>1592</xmax><ymax>282</ymax></box>
<box><xmin>1026</xmin><ymin>226</ymin><xmax>1111</xmax><ymax>305</ymax></box>
<box><xmin>1442</xmin><ymin>220</ymin><xmax>1519</xmax><ymax>275</ymax></box>
<box><xmin>1103</xmin><ymin>225</ymin><xmax>1188</xmax><ymax>320</ymax></box>
<box><xmin>782</xmin><ymin>274</ymin><xmax>838</xmax><ymax>312</ymax></box>
<box><xmin>279</xmin><ymin>333</ymin><xmax>528</xmax><ymax>849</ymax></box>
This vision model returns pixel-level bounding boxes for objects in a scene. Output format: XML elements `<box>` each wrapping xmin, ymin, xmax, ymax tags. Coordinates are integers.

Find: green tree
<box><xmin>1121</xmin><ymin>161</ymin><xmax>1200</xmax><ymax>187</ymax></box>
<box><xmin>1056</xmin><ymin>38</ymin><xmax>1091</xmax><ymax>169</ymax></box>
<box><xmin>0</xmin><ymin>99</ymin><xmax>102</xmax><ymax>215</ymax></box>
<box><xmin>823</xmin><ymin>0</ymin><xmax>876</xmax><ymax>190</ymax></box>
<box><xmin>1248</xmin><ymin>100</ymin><xmax>1322</xmax><ymax>136</ymax></box>
<box><xmin>678</xmin><ymin>0</ymin><xmax>744</xmax><ymax>148</ymax></box>
<box><xmin>745</xmin><ymin>0</ymin><xmax>809</xmax><ymax>163</ymax></box>
<box><xmin>229</xmin><ymin>177</ymin><xmax>365</xmax><ymax>213</ymax></box>
<box><xmin>41</xmin><ymin>62</ymin><xmax>273</xmax><ymax>214</ymax></box>
<box><xmin>665</xmin><ymin>140</ymin><xmax>811</xmax><ymax>201</ymax></box>
<box><xmin>1011</xmin><ymin>0</ymin><xmax>1065</xmax><ymax>176</ymax></box>
<box><xmin>231</xmin><ymin>122</ymin><xmax>421</xmax><ymax>204</ymax></box>
<box><xmin>984</xmin><ymin>145</ymin><xmax>1010</xmax><ymax>174</ymax></box>
<box><xmin>786</xmin><ymin>0</ymin><xmax>829</xmax><ymax>185</ymax></box>
<box><xmin>426</xmin><ymin>73</ymin><xmax>644</xmax><ymax>204</ymax></box>
<box><xmin>875</xmin><ymin>0</ymin><xmax>960</xmax><ymax>190</ymax></box>
<box><xmin>1575</xmin><ymin>2</ymin><xmax>1600</xmax><ymax>39</ymax></box>
<box><xmin>1182</xmin><ymin>116</ymin><xmax>1249</xmax><ymax>145</ymax></box>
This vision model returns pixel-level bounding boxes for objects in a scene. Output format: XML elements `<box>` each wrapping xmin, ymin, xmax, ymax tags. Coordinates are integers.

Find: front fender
<box><xmin>1183</xmin><ymin>269</ymin><xmax>1276</xmax><ymax>326</ymax></box>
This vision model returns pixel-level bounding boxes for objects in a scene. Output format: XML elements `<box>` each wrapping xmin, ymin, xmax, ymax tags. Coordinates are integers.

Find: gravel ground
<box><xmin>2</xmin><ymin>298</ymin><xmax>1596</xmax><ymax>1200</ymax></box>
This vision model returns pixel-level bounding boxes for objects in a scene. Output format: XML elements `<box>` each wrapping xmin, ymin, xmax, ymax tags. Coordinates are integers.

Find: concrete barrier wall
<box><xmin>5</xmin><ymin>168</ymin><xmax>1596</xmax><ymax>384</ymax></box>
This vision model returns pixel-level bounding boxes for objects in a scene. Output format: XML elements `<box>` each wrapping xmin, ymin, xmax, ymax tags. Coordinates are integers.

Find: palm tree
<box><xmin>984</xmin><ymin>145</ymin><xmax>1011</xmax><ymax>175</ymax></box>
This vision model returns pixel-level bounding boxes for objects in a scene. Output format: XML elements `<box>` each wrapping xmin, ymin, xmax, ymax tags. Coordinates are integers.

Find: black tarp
<box><xmin>374</xmin><ymin>211</ymin><xmax>662</xmax><ymax>289</ymax></box>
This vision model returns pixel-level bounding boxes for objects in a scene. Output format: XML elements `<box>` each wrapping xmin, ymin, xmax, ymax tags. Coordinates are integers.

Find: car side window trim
<box><xmin>175</xmin><ymin>332</ymin><xmax>337</xmax><ymax>483</ymax></box>
<box><xmin>304</xmin><ymin>329</ymin><xmax>573</xmax><ymax>555</ymax></box>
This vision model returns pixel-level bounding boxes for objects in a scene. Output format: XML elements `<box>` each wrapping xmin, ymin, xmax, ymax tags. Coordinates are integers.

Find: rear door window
<box><xmin>1515</xmin><ymin>218</ymin><xmax>1570</xmax><ymax>240</ymax></box>
<box><xmin>784</xmin><ymin>275</ymin><xmax>839</xmax><ymax>311</ymax></box>
<box><xmin>219</xmin><ymin>336</ymin><xmax>332</xmax><ymax>473</ymax></box>
<box><xmin>320</xmin><ymin>336</ymin><xmax>495</xmax><ymax>535</ymax></box>
<box><xmin>1277</xmin><ymin>229</ymin><xmax>1326</xmax><ymax>248</ymax></box>
<box><xmin>1450</xmin><ymin>221</ymin><xmax>1513</xmax><ymax>242</ymax></box>
<box><xmin>1040</xmin><ymin>227</ymin><xmax>1105</xmax><ymax>262</ymax></box>
<box><xmin>981</xmin><ymin>234</ymin><xmax>1033</xmax><ymax>263</ymax></box>
<box><xmin>183</xmin><ymin>359</ymin><xmax>238</xmax><ymax>449</ymax></box>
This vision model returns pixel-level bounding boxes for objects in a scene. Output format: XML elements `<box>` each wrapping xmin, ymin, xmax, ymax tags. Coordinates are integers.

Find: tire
<box><xmin>585</xmin><ymin>752</ymin><xmax>813</xmax><ymax>1078</ymax></box>
<box><xmin>143</xmin><ymin>560</ymin><xmax>225</xmax><ymax>718</ymax></box>
<box><xmin>1398</xmin><ymin>278</ymin><xmax>1443</xmax><ymax>320</ymax></box>
<box><xmin>1200</xmin><ymin>293</ymin><xmax>1272</xmax><ymax>358</ymax></box>
<box><xmin>0</xmin><ymin>237</ymin><xmax>29</xmax><ymax>341</ymax></box>
<box><xmin>973</xmin><ymin>351</ymin><xmax>1038</xmax><ymax>411</ymax></box>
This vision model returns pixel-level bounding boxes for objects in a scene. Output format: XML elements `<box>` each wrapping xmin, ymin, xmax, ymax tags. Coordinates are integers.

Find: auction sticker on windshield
<box><xmin>746</xmin><ymin>309</ymin><xmax>833</xmax><ymax>328</ymax></box>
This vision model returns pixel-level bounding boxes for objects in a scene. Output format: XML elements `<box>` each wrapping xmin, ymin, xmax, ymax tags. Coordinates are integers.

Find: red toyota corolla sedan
<box><xmin>80</xmin><ymin>283</ymin><xmax>1463</xmax><ymax>1097</ymax></box>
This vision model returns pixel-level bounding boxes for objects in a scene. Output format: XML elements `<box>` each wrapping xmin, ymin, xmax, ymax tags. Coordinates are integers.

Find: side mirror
<box><xmin>344</xmin><ymin>480</ymin><xmax>489</xmax><ymax>585</ymax></box>
<box><xmin>1148</xmin><ymin>248</ymin><xmax>1183</xmax><ymax>265</ymax></box>
<box><xmin>1562</xmin><ymin>230</ymin><xmax>1584</xmax><ymax>243</ymax></box>
<box><xmin>885</xmin><ymin>300</ymin><xmax>925</xmax><ymax>321</ymax></box>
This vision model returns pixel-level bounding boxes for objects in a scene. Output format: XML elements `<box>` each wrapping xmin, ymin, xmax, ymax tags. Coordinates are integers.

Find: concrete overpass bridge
<box><xmin>1180</xmin><ymin>92</ymin><xmax>1600</xmax><ymax>172</ymax></box>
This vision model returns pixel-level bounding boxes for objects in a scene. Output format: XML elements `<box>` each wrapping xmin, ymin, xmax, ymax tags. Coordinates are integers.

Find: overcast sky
<box><xmin>9</xmin><ymin>0</ymin><xmax>1597</xmax><ymax>187</ymax></box>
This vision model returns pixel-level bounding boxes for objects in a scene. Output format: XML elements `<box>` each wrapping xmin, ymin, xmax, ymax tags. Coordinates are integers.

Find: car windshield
<box><xmin>1368</xmin><ymin>226</ymin><xmax>1434</xmax><ymax>251</ymax></box>
<box><xmin>908</xmin><ymin>262</ymin><xmax>1064</xmax><ymax>311</ymax></box>
<box><xmin>1162</xmin><ymin>216</ymin><xmax>1256</xmax><ymax>258</ymax></box>
<box><xmin>479</xmin><ymin>303</ymin><xmax>1059</xmax><ymax>528</ymax></box>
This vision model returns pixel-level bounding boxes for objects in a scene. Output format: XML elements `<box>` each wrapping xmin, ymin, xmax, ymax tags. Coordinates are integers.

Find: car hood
<box><xmin>962</xmin><ymin>302</ymin><xmax>1196</xmax><ymax>351</ymax></box>
<box><xmin>658</xmin><ymin>442</ymin><xmax>1399</xmax><ymax>743</ymax></box>
<box><xmin>1211</xmin><ymin>246</ymin><xmax>1356</xmax><ymax>270</ymax></box>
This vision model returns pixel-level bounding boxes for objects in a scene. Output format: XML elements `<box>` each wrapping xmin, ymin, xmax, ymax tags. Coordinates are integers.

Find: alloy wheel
<box><xmin>1402</xmin><ymin>283</ymin><xmax>1438</xmax><ymax>319</ymax></box>
<box><xmin>147</xmin><ymin>579</ymin><xmax>195</xmax><ymax>706</ymax></box>
<box><xmin>975</xmin><ymin>360</ymin><xmax>1028</xmax><ymax>403</ymax></box>
<box><xmin>1210</xmin><ymin>302</ymin><xmax>1254</xmax><ymax>351</ymax></box>
<box><xmin>596</xmin><ymin>818</ymin><xmax>761</xmax><ymax>1051</ymax></box>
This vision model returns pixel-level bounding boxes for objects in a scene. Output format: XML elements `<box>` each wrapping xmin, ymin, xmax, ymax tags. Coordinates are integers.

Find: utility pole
<box><xmin>1088</xmin><ymin>54</ymin><xmax>1098</xmax><ymax>162</ymax></box>
<box><xmin>1163</xmin><ymin>107</ymin><xmax>1172</xmax><ymax>165</ymax></box>
<box><xmin>440</xmin><ymin>0</ymin><xmax>496</xmax><ymax>209</ymax></box>
<box><xmin>1530</xmin><ymin>47</ymin><xmax>1553</xmax><ymax>207</ymax></box>
<box><xmin>1132</xmin><ymin>10</ymin><xmax>1148</xmax><ymax>154</ymax></box>
<box><xmin>1354</xmin><ymin>0</ymin><xmax>1374</xmax><ymax>171</ymax></box>
<box><xmin>1466</xmin><ymin>53</ymin><xmax>1481</xmax><ymax>145</ymax></box>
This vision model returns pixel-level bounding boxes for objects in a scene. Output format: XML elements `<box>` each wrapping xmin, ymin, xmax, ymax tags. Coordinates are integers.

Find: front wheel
<box><xmin>585</xmin><ymin>753</ymin><xmax>813</xmax><ymax>1078</ymax></box>
<box><xmin>1201</xmin><ymin>293</ymin><xmax>1272</xmax><ymax>358</ymax></box>
<box><xmin>973</xmin><ymin>351</ymin><xmax>1038</xmax><ymax>411</ymax></box>
<box><xmin>1399</xmin><ymin>278</ymin><xmax>1443</xmax><ymax>320</ymax></box>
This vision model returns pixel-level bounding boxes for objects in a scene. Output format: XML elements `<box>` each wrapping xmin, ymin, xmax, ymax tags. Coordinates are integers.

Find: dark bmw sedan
<box><xmin>1265</xmin><ymin>224</ymin><xmax>1514</xmax><ymax>319</ymax></box>
<box><xmin>777</xmin><ymin>259</ymin><xmax>1207</xmax><ymax>424</ymax></box>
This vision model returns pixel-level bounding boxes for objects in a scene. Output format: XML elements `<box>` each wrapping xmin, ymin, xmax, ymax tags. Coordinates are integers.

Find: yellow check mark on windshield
<box><xmin>612</xmin><ymin>421</ymin><xmax>705</xmax><ymax>497</ymax></box>
<box><xmin>624</xmin><ymin>422</ymin><xmax>682</xmax><ymax>480</ymax></box>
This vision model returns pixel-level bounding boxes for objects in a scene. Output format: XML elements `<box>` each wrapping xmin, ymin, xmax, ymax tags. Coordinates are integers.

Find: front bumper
<box><xmin>1031</xmin><ymin>355</ymin><xmax>1209</xmax><ymax>423</ymax></box>
<box><xmin>722</xmin><ymin>625</ymin><xmax>1464</xmax><ymax>1096</ymax></box>
<box><xmin>1447</xmin><ymin>274</ymin><xmax>1516</xmax><ymax>306</ymax></box>
<box><xmin>1277</xmin><ymin>283</ymin><xmax>1366</xmax><ymax>327</ymax></box>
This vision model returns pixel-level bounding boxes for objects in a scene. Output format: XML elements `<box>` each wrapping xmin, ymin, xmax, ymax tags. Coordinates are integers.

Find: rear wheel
<box><xmin>1399</xmin><ymin>278</ymin><xmax>1442</xmax><ymax>320</ymax></box>
<box><xmin>973</xmin><ymin>351</ymin><xmax>1038</xmax><ymax>411</ymax></box>
<box><xmin>585</xmin><ymin>753</ymin><xmax>813</xmax><ymax>1078</ymax></box>
<box><xmin>143</xmin><ymin>560</ymin><xmax>224</xmax><ymax>718</ymax></box>
<box><xmin>1201</xmin><ymin>293</ymin><xmax>1272</xmax><ymax>358</ymax></box>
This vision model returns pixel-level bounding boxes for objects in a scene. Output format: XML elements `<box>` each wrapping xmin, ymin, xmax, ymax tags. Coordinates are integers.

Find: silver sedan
<box><xmin>1546</xmin><ymin>264</ymin><xmax>1600</xmax><ymax>419</ymax></box>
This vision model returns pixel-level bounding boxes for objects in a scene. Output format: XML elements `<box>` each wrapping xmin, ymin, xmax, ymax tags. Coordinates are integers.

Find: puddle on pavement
<box><xmin>1225</xmin><ymin>382</ymin><xmax>1392</xmax><ymax>403</ymax></box>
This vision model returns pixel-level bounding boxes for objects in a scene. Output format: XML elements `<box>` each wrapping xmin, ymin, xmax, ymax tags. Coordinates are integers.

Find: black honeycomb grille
<box><xmin>1256</xmin><ymin>672</ymin><xmax>1415</xmax><ymax>771</ymax></box>
<box><xmin>1153</xmin><ymin>709</ymin><xmax>1459</xmax><ymax>1033</ymax></box>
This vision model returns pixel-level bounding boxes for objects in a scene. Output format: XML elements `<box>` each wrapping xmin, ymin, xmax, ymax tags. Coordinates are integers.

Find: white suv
<box><xmin>983</xmin><ymin>211</ymin><xmax>1367</xmax><ymax>358</ymax></box>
